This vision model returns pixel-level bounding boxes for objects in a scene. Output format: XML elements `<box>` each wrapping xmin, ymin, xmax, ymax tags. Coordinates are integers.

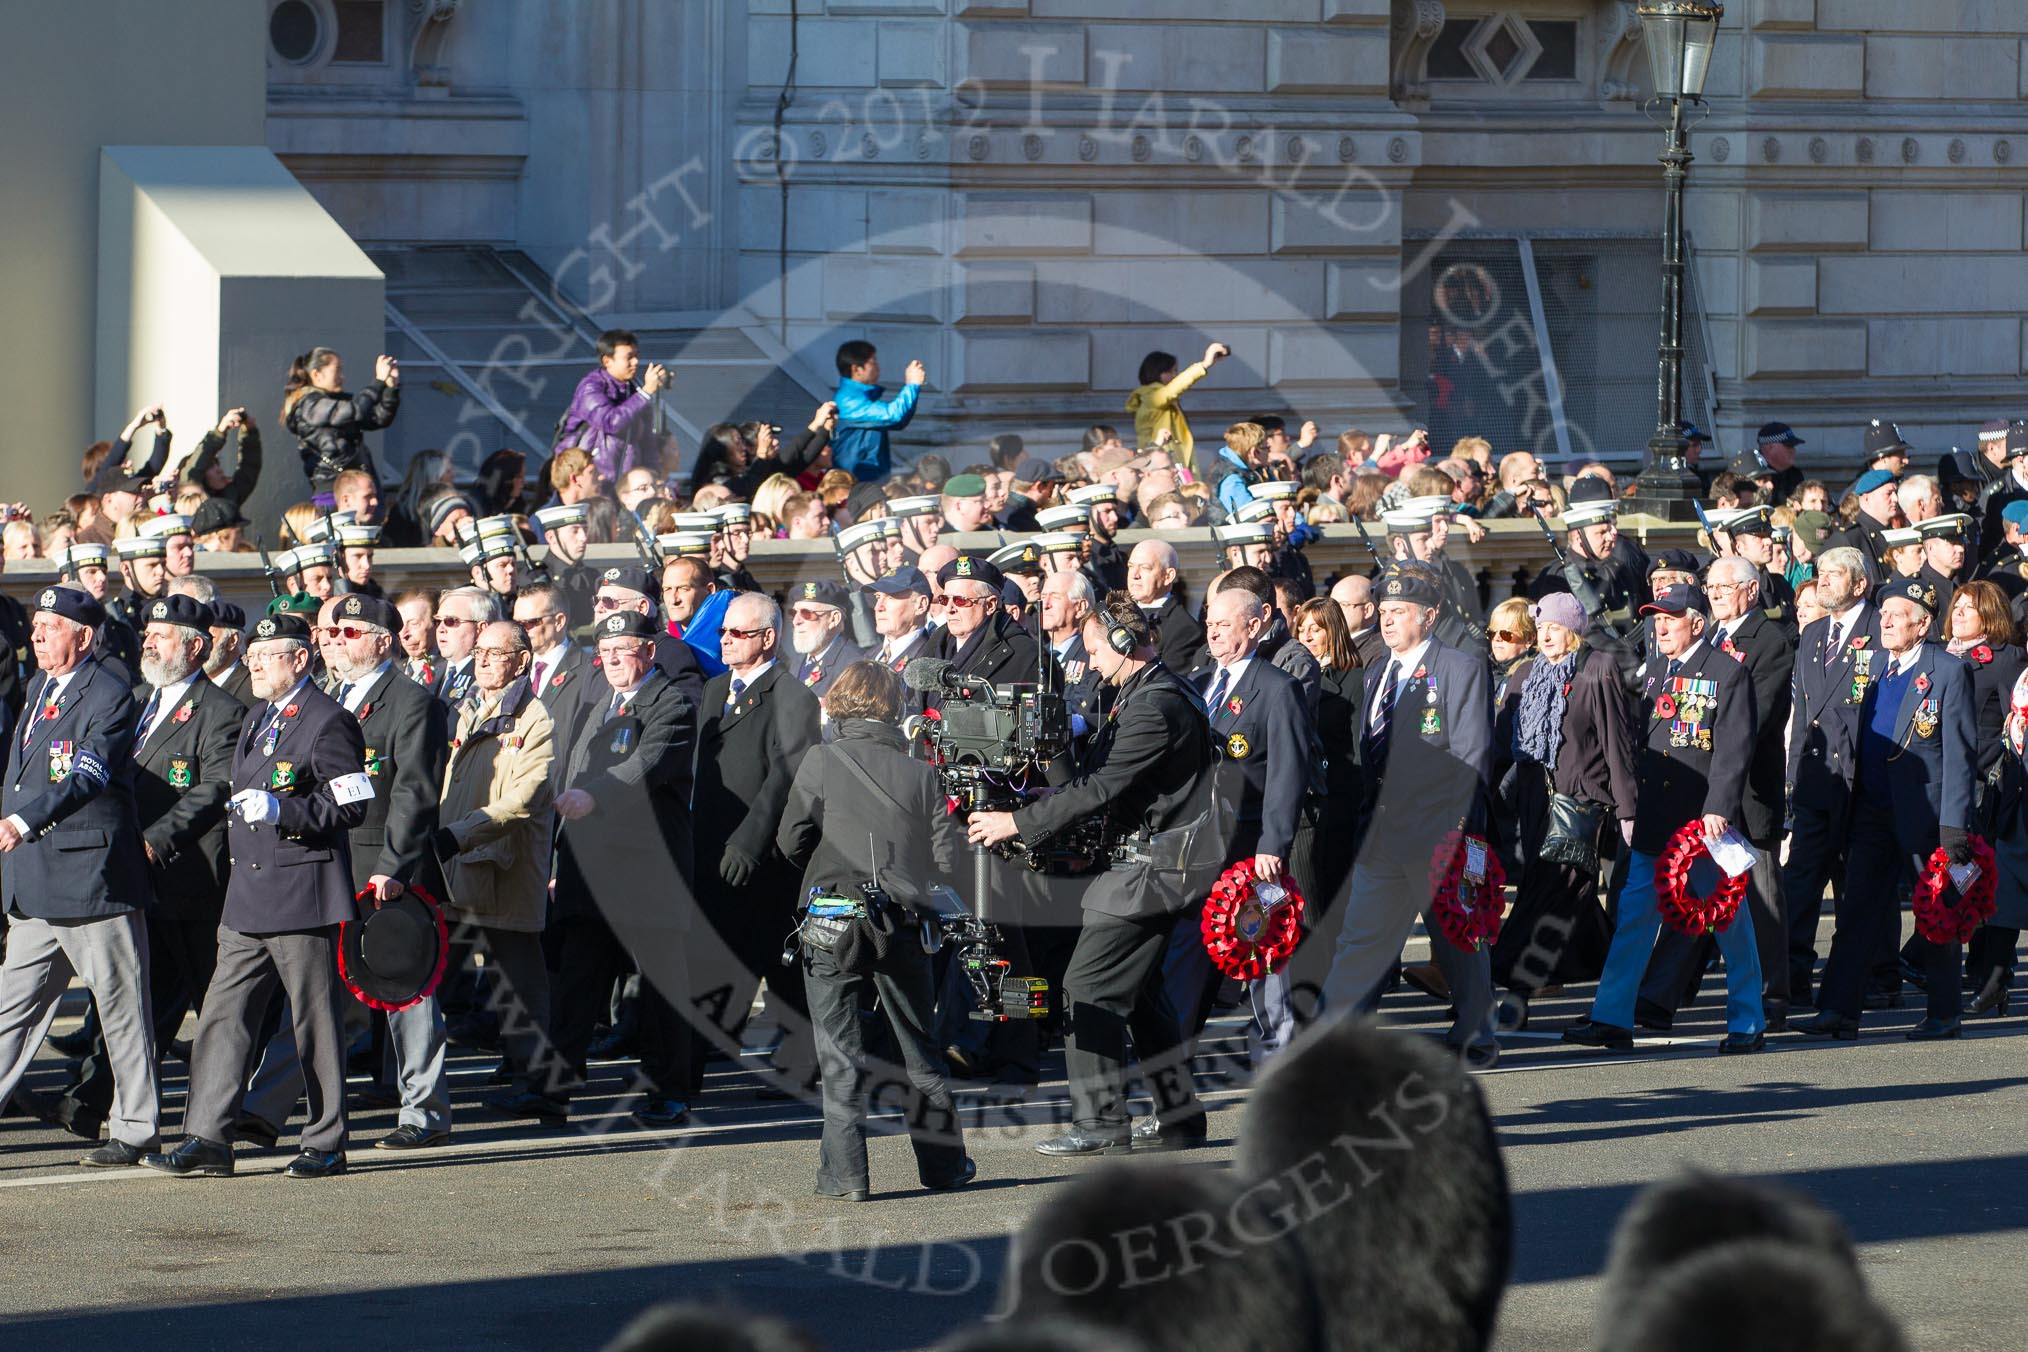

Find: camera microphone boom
<box><xmin>902</xmin><ymin>657</ymin><xmax>954</xmax><ymax>692</ymax></box>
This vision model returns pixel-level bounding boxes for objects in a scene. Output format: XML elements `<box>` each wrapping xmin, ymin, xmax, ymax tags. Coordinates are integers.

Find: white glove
<box><xmin>1620</xmin><ymin>820</ymin><xmax>1635</xmax><ymax>848</ymax></box>
<box><xmin>231</xmin><ymin>789</ymin><xmax>280</xmax><ymax>825</ymax></box>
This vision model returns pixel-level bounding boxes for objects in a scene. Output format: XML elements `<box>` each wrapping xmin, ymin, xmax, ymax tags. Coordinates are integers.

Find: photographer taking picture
<box><xmin>967</xmin><ymin>593</ymin><xmax>1214</xmax><ymax>1158</ymax></box>
<box><xmin>776</xmin><ymin>660</ymin><xmax>975</xmax><ymax>1201</ymax></box>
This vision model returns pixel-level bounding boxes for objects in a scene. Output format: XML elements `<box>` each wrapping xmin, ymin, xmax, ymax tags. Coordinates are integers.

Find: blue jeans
<box><xmin>1591</xmin><ymin>850</ymin><xmax>1765</xmax><ymax>1036</ymax></box>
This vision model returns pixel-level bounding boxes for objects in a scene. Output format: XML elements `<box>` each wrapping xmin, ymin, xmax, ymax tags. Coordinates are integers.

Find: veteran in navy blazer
<box><xmin>1781</xmin><ymin>545</ymin><xmax>1885</xmax><ymax>1003</ymax></box>
<box><xmin>1321</xmin><ymin>562</ymin><xmax>1498</xmax><ymax>1065</ymax></box>
<box><xmin>1566</xmin><ymin>582</ymin><xmax>1766</xmax><ymax>1055</ymax></box>
<box><xmin>0</xmin><ymin>584</ymin><xmax>160</xmax><ymax>1165</ymax></box>
<box><xmin>148</xmin><ymin>612</ymin><xmax>370</xmax><ymax>1180</ymax></box>
<box><xmin>1802</xmin><ymin>578</ymin><xmax>1978</xmax><ymax>1040</ymax></box>
<box><xmin>56</xmin><ymin>595</ymin><xmax>243</xmax><ymax>1140</ymax></box>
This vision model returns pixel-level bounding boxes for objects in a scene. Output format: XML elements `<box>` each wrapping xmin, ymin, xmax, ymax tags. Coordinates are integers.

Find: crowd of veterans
<box><xmin>3</xmin><ymin>324</ymin><xmax>2027</xmax><ymax>1192</ymax></box>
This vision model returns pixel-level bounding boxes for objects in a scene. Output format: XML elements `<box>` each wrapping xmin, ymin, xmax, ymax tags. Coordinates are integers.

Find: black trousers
<box><xmin>541</xmin><ymin>913</ymin><xmax>692</xmax><ymax>1104</ymax></box>
<box><xmin>803</xmin><ymin>945</ymin><xmax>966</xmax><ymax>1195</ymax></box>
<box><xmin>1063</xmin><ymin>911</ymin><xmax>1202</xmax><ymax>1136</ymax></box>
<box><xmin>1781</xmin><ymin>791</ymin><xmax>1850</xmax><ymax>998</ymax></box>
<box><xmin>691</xmin><ymin>889</ymin><xmax>810</xmax><ymax>1093</ymax></box>
<box><xmin>1820</xmin><ymin>797</ymin><xmax>1960</xmax><ymax>1022</ymax></box>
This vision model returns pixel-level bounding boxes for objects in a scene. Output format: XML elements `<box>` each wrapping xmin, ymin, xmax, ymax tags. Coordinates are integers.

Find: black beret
<box><xmin>937</xmin><ymin>553</ymin><xmax>1005</xmax><ymax>591</ymax></box>
<box><xmin>140</xmin><ymin>594</ymin><xmax>213</xmax><ymax>633</ymax></box>
<box><xmin>247</xmin><ymin>612</ymin><xmax>314</xmax><ymax>646</ymax></box>
<box><xmin>596</xmin><ymin>564</ymin><xmax>655</xmax><ymax>597</ymax></box>
<box><xmin>1376</xmin><ymin>562</ymin><xmax>1443</xmax><ymax>608</ymax></box>
<box><xmin>595</xmin><ymin>611</ymin><xmax>661</xmax><ymax>642</ymax></box>
<box><xmin>1647</xmin><ymin>547</ymin><xmax>1704</xmax><ymax>577</ymax></box>
<box><xmin>333</xmin><ymin>592</ymin><xmax>401</xmax><ymax>633</ymax></box>
<box><xmin>211</xmin><ymin>600</ymin><xmax>246</xmax><ymax>631</ymax></box>
<box><xmin>1876</xmin><ymin>576</ymin><xmax>1940</xmax><ymax>617</ymax></box>
<box><xmin>188</xmin><ymin>496</ymin><xmax>250</xmax><ymax>536</ymax></box>
<box><xmin>789</xmin><ymin>578</ymin><xmax>850</xmax><ymax>610</ymax></box>
<box><xmin>33</xmin><ymin>585</ymin><xmax>105</xmax><ymax>630</ymax></box>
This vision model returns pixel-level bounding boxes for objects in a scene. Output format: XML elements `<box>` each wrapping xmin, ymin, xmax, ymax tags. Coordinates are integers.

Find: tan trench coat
<box><xmin>438</xmin><ymin>679</ymin><xmax>555</xmax><ymax>932</ymax></box>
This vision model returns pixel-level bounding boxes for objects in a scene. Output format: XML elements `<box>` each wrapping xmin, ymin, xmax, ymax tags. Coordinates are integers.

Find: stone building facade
<box><xmin>264</xmin><ymin>0</ymin><xmax>2028</xmax><ymax>474</ymax></box>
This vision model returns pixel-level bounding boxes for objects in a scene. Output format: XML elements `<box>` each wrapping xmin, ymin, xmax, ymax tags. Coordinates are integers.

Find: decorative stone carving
<box><xmin>1390</xmin><ymin>0</ymin><xmax>1447</xmax><ymax>103</ymax></box>
<box><xmin>967</xmin><ymin>134</ymin><xmax>988</xmax><ymax>162</ymax></box>
<box><xmin>1809</xmin><ymin>137</ymin><xmax>1828</xmax><ymax>163</ymax></box>
<box><xmin>1762</xmin><ymin>136</ymin><xmax>1781</xmax><ymax>163</ymax></box>
<box><xmin>407</xmin><ymin>0</ymin><xmax>461</xmax><ymax>90</ymax></box>
<box><xmin>1078</xmin><ymin>134</ymin><xmax>1098</xmax><ymax>162</ymax></box>
<box><xmin>1712</xmin><ymin>137</ymin><xmax>1730</xmax><ymax>162</ymax></box>
<box><xmin>1236</xmin><ymin>135</ymin><xmax>1255</xmax><ymax>162</ymax></box>
<box><xmin>1599</xmin><ymin>1</ymin><xmax>1647</xmax><ymax>103</ymax></box>
<box><xmin>1949</xmin><ymin>138</ymin><xmax>1967</xmax><ymax>163</ymax></box>
<box><xmin>1337</xmin><ymin>135</ymin><xmax>1357</xmax><ymax>162</ymax></box>
<box><xmin>1902</xmin><ymin>136</ymin><xmax>1919</xmax><ymax>163</ymax></box>
<box><xmin>1999</xmin><ymin>140</ymin><xmax>2014</xmax><ymax>164</ymax></box>
<box><xmin>1022</xmin><ymin>133</ymin><xmax>1044</xmax><ymax>161</ymax></box>
<box><xmin>811</xmin><ymin>129</ymin><xmax>828</xmax><ymax>158</ymax></box>
<box><xmin>1388</xmin><ymin>136</ymin><xmax>1409</xmax><ymax>163</ymax></box>
<box><xmin>1856</xmin><ymin>137</ymin><xmax>1874</xmax><ymax>163</ymax></box>
<box><xmin>1131</xmin><ymin>134</ymin><xmax>1151</xmax><ymax>163</ymax></box>
<box><xmin>1184</xmin><ymin>135</ymin><xmax>1203</xmax><ymax>162</ymax></box>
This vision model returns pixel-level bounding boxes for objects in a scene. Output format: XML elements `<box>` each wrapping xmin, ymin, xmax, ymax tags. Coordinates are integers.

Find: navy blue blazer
<box><xmin>1629</xmin><ymin>638</ymin><xmax>1754</xmax><ymax>856</ymax></box>
<box><xmin>1203</xmin><ymin>658</ymin><xmax>1311</xmax><ymax>862</ymax></box>
<box><xmin>1357</xmin><ymin>639</ymin><xmax>1492</xmax><ymax>841</ymax></box>
<box><xmin>1787</xmin><ymin>604</ymin><xmax>1886</xmax><ymax>802</ymax></box>
<box><xmin>222</xmin><ymin>680</ymin><xmax>371</xmax><ymax>933</ymax></box>
<box><xmin>1853</xmin><ymin>644</ymin><xmax>1975</xmax><ymax>838</ymax></box>
<box><xmin>1</xmin><ymin>658</ymin><xmax>150</xmax><ymax>920</ymax></box>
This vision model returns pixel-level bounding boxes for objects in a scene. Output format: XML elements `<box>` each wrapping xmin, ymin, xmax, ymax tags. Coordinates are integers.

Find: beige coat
<box><xmin>438</xmin><ymin>678</ymin><xmax>556</xmax><ymax>932</ymax></box>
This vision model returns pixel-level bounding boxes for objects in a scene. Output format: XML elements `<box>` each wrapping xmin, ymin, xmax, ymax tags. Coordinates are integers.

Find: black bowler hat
<box><xmin>596</xmin><ymin>564</ymin><xmax>655</xmax><ymax>598</ymax></box>
<box><xmin>141</xmin><ymin>594</ymin><xmax>213</xmax><ymax>633</ymax></box>
<box><xmin>338</xmin><ymin>888</ymin><xmax>449</xmax><ymax>1012</ymax></box>
<box><xmin>34</xmin><ymin>584</ymin><xmax>107</xmax><ymax>630</ymax></box>
<box><xmin>597</xmin><ymin>611</ymin><xmax>660</xmax><ymax>642</ymax></box>
<box><xmin>333</xmin><ymin>592</ymin><xmax>400</xmax><ymax>633</ymax></box>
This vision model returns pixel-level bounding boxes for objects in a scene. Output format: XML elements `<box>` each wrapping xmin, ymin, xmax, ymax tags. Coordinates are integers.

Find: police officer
<box><xmin>1801</xmin><ymin>578</ymin><xmax>1976</xmax><ymax>1040</ymax></box>
<box><xmin>1977</xmin><ymin>423</ymin><xmax>2028</xmax><ymax>563</ymax></box>
<box><xmin>532</xmin><ymin>503</ymin><xmax>597</xmax><ymax>629</ymax></box>
<box><xmin>53</xmin><ymin>595</ymin><xmax>242</xmax><ymax>1139</ymax></box>
<box><xmin>146</xmin><ymin>611</ymin><xmax>370</xmax><ymax>1179</ymax></box>
<box><xmin>1320</xmin><ymin>561</ymin><xmax>1498</xmax><ymax>1066</ymax></box>
<box><xmin>0</xmin><ymin>584</ymin><xmax>158</xmax><ymax>1167</ymax></box>
<box><xmin>1564</xmin><ymin>581</ymin><xmax>1766</xmax><ymax>1055</ymax></box>
<box><xmin>965</xmin><ymin>594</ymin><xmax>1214</xmax><ymax>1155</ymax></box>
<box><xmin>1782</xmin><ymin>546</ymin><xmax>1882</xmax><ymax>1006</ymax></box>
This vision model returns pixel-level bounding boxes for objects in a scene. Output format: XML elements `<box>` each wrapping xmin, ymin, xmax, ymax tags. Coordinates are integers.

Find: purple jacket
<box><xmin>556</xmin><ymin>368</ymin><xmax>654</xmax><ymax>483</ymax></box>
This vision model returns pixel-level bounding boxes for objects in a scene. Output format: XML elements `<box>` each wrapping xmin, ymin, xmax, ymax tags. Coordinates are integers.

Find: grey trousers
<box><xmin>0</xmin><ymin>911</ymin><xmax>158</xmax><ymax>1146</ymax></box>
<box><xmin>1321</xmin><ymin>845</ymin><xmax>1498</xmax><ymax>1055</ymax></box>
<box><xmin>185</xmin><ymin>925</ymin><xmax>349</xmax><ymax>1152</ymax></box>
<box><xmin>246</xmin><ymin>990</ymin><xmax>449</xmax><ymax>1135</ymax></box>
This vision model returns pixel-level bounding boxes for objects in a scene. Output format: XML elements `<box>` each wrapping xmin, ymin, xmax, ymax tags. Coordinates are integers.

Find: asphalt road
<box><xmin>0</xmin><ymin>961</ymin><xmax>2023</xmax><ymax>1352</ymax></box>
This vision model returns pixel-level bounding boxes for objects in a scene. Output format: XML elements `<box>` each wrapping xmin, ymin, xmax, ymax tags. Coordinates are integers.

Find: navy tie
<box><xmin>727</xmin><ymin>677</ymin><xmax>746</xmax><ymax>709</ymax></box>
<box><xmin>1204</xmin><ymin>667</ymin><xmax>1230</xmax><ymax>717</ymax></box>
<box><xmin>1363</xmin><ymin>660</ymin><xmax>1400</xmax><ymax>766</ymax></box>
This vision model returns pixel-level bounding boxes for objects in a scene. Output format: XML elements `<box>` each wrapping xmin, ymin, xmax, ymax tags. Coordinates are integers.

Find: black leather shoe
<box><xmin>1633</xmin><ymin>1000</ymin><xmax>1674</xmax><ymax>1032</ymax></box>
<box><xmin>926</xmin><ymin>1157</ymin><xmax>978</xmax><ymax>1192</ymax></box>
<box><xmin>816</xmin><ymin>1183</ymin><xmax>871</xmax><ymax>1202</ymax></box>
<box><xmin>1796</xmin><ymin>1012</ymin><xmax>1859</xmax><ymax>1040</ymax></box>
<box><xmin>81</xmin><ymin>1139</ymin><xmax>152</xmax><ymax>1168</ymax></box>
<box><xmin>284</xmin><ymin>1149</ymin><xmax>347</xmax><ymax>1179</ymax></box>
<box><xmin>1862</xmin><ymin>990</ymin><xmax>1904</xmax><ymax>1011</ymax></box>
<box><xmin>1968</xmin><ymin>970</ymin><xmax>2013</xmax><ymax>1017</ymax></box>
<box><xmin>1132</xmin><ymin>1112</ymin><xmax>1209</xmax><ymax>1151</ymax></box>
<box><xmin>1906</xmin><ymin>1017</ymin><xmax>1962</xmax><ymax>1041</ymax></box>
<box><xmin>142</xmin><ymin>1136</ymin><xmax>234</xmax><ymax>1178</ymax></box>
<box><xmin>1718</xmin><ymin>1030</ymin><xmax>1766</xmax><ymax>1055</ymax></box>
<box><xmin>485</xmin><ymin>1089</ymin><xmax>568</xmax><ymax>1123</ymax></box>
<box><xmin>1034</xmin><ymin>1130</ymin><xmax>1132</xmax><ymax>1157</ymax></box>
<box><xmin>230</xmin><ymin>1115</ymin><xmax>282</xmax><ymax>1149</ymax></box>
<box><xmin>1561</xmin><ymin>1020</ymin><xmax>1634</xmax><ymax>1051</ymax></box>
<box><xmin>49</xmin><ymin>1098</ymin><xmax>104</xmax><ymax>1142</ymax></box>
<box><xmin>45</xmin><ymin>1027</ymin><xmax>94</xmax><ymax>1058</ymax></box>
<box><xmin>632</xmin><ymin>1097</ymin><xmax>689</xmax><ymax>1128</ymax></box>
<box><xmin>375</xmin><ymin>1124</ymin><xmax>449</xmax><ymax>1150</ymax></box>
<box><xmin>586</xmin><ymin>1028</ymin><xmax>637</xmax><ymax>1061</ymax></box>
<box><xmin>1460</xmin><ymin>1042</ymin><xmax>1501</xmax><ymax>1070</ymax></box>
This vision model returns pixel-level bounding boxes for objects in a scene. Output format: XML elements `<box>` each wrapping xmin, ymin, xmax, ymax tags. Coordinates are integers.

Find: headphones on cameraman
<box><xmin>1103</xmin><ymin>611</ymin><xmax>1139</xmax><ymax>656</ymax></box>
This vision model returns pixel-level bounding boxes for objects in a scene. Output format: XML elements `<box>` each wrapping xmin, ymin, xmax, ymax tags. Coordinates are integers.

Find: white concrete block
<box><xmin>1750</xmin><ymin>0</ymin><xmax>1818</xmax><ymax>29</ymax></box>
<box><xmin>1268</xmin><ymin>325</ymin><xmax>1398</xmax><ymax>385</ymax></box>
<box><xmin>1750</xmin><ymin>35</ymin><xmax>1864</xmax><ymax>98</ymax></box>
<box><xmin>1091</xmin><ymin>190</ymin><xmax>1270</xmax><ymax>256</ymax></box>
<box><xmin>1869</xmin><ymin>318</ymin><xmax>2018</xmax><ymax>377</ymax></box>
<box><xmin>951</xmin><ymin>330</ymin><xmax>1090</xmax><ymax>390</ymax></box>
<box><xmin>878</xmin><ymin>21</ymin><xmax>947</xmax><ymax>87</ymax></box>
<box><xmin>869</xmin><ymin>190</ymin><xmax>946</xmax><ymax>254</ymax></box>
<box><xmin>1034</xmin><ymin>258</ymin><xmax>1322</xmax><ymax>325</ymax></box>
<box><xmin>1269</xmin><ymin>191</ymin><xmax>1402</xmax><ymax>254</ymax></box>
<box><xmin>1866</xmin><ymin>36</ymin><xmax>2018</xmax><ymax>100</ymax></box>
<box><xmin>1266</xmin><ymin>28</ymin><xmax>1389</xmax><ymax>94</ymax></box>
<box><xmin>1325</xmin><ymin>261</ymin><xmax>1405</xmax><ymax>320</ymax></box>
<box><xmin>1745</xmin><ymin>258</ymin><xmax>1817</xmax><ymax>315</ymax></box>
<box><xmin>955</xmin><ymin>262</ymin><xmax>1035</xmax><ymax>322</ymax></box>
<box><xmin>955</xmin><ymin>23</ymin><xmax>1086</xmax><ymax>87</ymax></box>
<box><xmin>1820</xmin><ymin>0</ymin><xmax>2022</xmax><ymax>31</ymax></box>
<box><xmin>1871</xmin><ymin>192</ymin><xmax>2024</xmax><ymax>252</ymax></box>
<box><xmin>1103</xmin><ymin>25</ymin><xmax>1269</xmax><ymax>94</ymax></box>
<box><xmin>1746</xmin><ymin>193</ymin><xmax>1869</xmax><ymax>252</ymax></box>
<box><xmin>1741</xmin><ymin>321</ymin><xmax>1867</xmax><ymax>378</ymax></box>
<box><xmin>1819</xmin><ymin>256</ymin><xmax>2028</xmax><ymax>315</ymax></box>
<box><xmin>957</xmin><ymin>193</ymin><xmax>1092</xmax><ymax>254</ymax></box>
<box><xmin>823</xmin><ymin>256</ymin><xmax>943</xmax><ymax>323</ymax></box>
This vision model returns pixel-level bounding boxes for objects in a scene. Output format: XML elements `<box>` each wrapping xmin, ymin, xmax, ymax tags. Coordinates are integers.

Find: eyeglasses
<box><xmin>1489</xmin><ymin>630</ymin><xmax>1527</xmax><ymax>644</ymax></box>
<box><xmin>789</xmin><ymin>607</ymin><xmax>837</xmax><ymax>622</ymax></box>
<box><xmin>721</xmin><ymin>626</ymin><xmax>771</xmax><ymax>641</ymax></box>
<box><xmin>593</xmin><ymin>595</ymin><xmax>634</xmax><ymax>611</ymax></box>
<box><xmin>599</xmin><ymin>643</ymin><xmax>649</xmax><ymax>660</ymax></box>
<box><xmin>245</xmin><ymin>649</ymin><xmax>301</xmax><ymax>666</ymax></box>
<box><xmin>434</xmin><ymin>615</ymin><xmax>474</xmax><ymax>628</ymax></box>
<box><xmin>944</xmin><ymin>594</ymin><xmax>991</xmax><ymax>611</ymax></box>
<box><xmin>516</xmin><ymin>612</ymin><xmax>563</xmax><ymax>628</ymax></box>
<box><xmin>319</xmin><ymin>624</ymin><xmax>380</xmax><ymax>640</ymax></box>
<box><xmin>475</xmin><ymin>646</ymin><xmax>525</xmax><ymax>662</ymax></box>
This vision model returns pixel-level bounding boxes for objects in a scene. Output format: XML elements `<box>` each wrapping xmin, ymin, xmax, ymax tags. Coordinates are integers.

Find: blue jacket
<box><xmin>832</xmin><ymin>377</ymin><xmax>919</xmax><ymax>481</ymax></box>
<box><xmin>1213</xmin><ymin>447</ymin><xmax>1256</xmax><ymax>517</ymax></box>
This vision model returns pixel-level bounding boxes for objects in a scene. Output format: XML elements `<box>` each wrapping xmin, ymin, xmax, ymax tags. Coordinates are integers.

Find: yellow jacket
<box><xmin>1125</xmin><ymin>360</ymin><xmax>1212</xmax><ymax>470</ymax></box>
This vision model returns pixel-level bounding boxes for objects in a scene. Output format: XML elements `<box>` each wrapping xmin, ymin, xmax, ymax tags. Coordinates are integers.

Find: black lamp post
<box><xmin>1627</xmin><ymin>0</ymin><xmax>1723</xmax><ymax>520</ymax></box>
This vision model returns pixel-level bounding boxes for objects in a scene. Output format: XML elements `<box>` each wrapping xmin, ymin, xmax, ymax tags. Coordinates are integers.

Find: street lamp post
<box><xmin>1627</xmin><ymin>0</ymin><xmax>1723</xmax><ymax>521</ymax></box>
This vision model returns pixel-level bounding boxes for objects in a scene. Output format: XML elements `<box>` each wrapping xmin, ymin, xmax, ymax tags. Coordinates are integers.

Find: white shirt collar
<box><xmin>1209</xmin><ymin>653</ymin><xmax>1254</xmax><ymax>691</ymax></box>
<box><xmin>884</xmin><ymin>628</ymin><xmax>926</xmax><ymax>660</ymax></box>
<box><xmin>337</xmin><ymin>660</ymin><xmax>392</xmax><ymax>711</ymax></box>
<box><xmin>147</xmin><ymin>672</ymin><xmax>201</xmax><ymax>714</ymax></box>
<box><xmin>1382</xmin><ymin>638</ymin><xmax>1434</xmax><ymax>680</ymax></box>
<box><xmin>729</xmin><ymin>659</ymin><xmax>774</xmax><ymax>687</ymax></box>
<box><xmin>535</xmin><ymin>638</ymin><xmax>571</xmax><ymax>664</ymax></box>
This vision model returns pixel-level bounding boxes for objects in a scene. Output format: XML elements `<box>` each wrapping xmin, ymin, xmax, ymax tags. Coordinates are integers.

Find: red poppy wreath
<box><xmin>1654</xmin><ymin>822</ymin><xmax>1748</xmax><ymax>936</ymax></box>
<box><xmin>1201</xmin><ymin>860</ymin><xmax>1306</xmax><ymax>981</ymax></box>
<box><xmin>1911</xmin><ymin>834</ymin><xmax>1997</xmax><ymax>944</ymax></box>
<box><xmin>1428</xmin><ymin>830</ymin><xmax>1504</xmax><ymax>951</ymax></box>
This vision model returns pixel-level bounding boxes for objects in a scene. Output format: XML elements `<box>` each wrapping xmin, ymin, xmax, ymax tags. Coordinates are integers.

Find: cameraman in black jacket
<box><xmin>967</xmin><ymin>593</ymin><xmax>1214</xmax><ymax>1157</ymax></box>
